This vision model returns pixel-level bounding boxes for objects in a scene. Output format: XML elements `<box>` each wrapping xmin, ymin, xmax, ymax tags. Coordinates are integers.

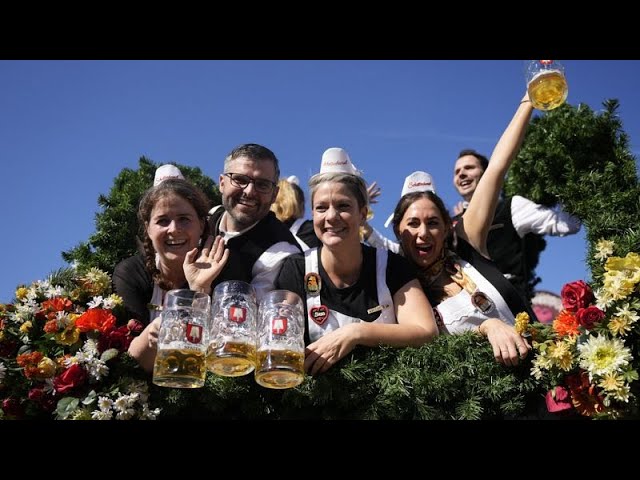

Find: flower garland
<box><xmin>0</xmin><ymin>268</ymin><xmax>160</xmax><ymax>420</ymax></box>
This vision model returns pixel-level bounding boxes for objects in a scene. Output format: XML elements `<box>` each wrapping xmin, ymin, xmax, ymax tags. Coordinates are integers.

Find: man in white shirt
<box><xmin>452</xmin><ymin>149</ymin><xmax>581</xmax><ymax>299</ymax></box>
<box><xmin>208</xmin><ymin>143</ymin><xmax>301</xmax><ymax>301</ymax></box>
<box><xmin>363</xmin><ymin>150</ymin><xmax>581</xmax><ymax>300</ymax></box>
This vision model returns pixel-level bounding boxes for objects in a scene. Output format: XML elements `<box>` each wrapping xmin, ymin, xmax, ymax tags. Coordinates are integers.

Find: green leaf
<box><xmin>55</xmin><ymin>397</ymin><xmax>80</xmax><ymax>420</ymax></box>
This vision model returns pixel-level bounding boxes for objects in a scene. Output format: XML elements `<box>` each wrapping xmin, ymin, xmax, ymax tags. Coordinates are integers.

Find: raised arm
<box><xmin>458</xmin><ymin>94</ymin><xmax>534</xmax><ymax>256</ymax></box>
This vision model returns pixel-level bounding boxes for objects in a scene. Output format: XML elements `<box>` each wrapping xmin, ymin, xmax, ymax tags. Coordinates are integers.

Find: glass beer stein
<box><xmin>525</xmin><ymin>60</ymin><xmax>568</xmax><ymax>111</ymax></box>
<box><xmin>254</xmin><ymin>290</ymin><xmax>305</xmax><ymax>389</ymax></box>
<box><xmin>152</xmin><ymin>289</ymin><xmax>210</xmax><ymax>388</ymax></box>
<box><xmin>208</xmin><ymin>281</ymin><xmax>258</xmax><ymax>377</ymax></box>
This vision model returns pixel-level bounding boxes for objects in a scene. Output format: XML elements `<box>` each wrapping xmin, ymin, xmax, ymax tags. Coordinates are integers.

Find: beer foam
<box><xmin>528</xmin><ymin>69</ymin><xmax>563</xmax><ymax>83</ymax></box>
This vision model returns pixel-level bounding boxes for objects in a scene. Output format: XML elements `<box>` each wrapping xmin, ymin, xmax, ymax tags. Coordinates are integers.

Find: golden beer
<box><xmin>207</xmin><ymin>341</ymin><xmax>256</xmax><ymax>377</ymax></box>
<box><xmin>527</xmin><ymin>70</ymin><xmax>568</xmax><ymax>111</ymax></box>
<box><xmin>254</xmin><ymin>349</ymin><xmax>305</xmax><ymax>389</ymax></box>
<box><xmin>153</xmin><ymin>348</ymin><xmax>206</xmax><ymax>388</ymax></box>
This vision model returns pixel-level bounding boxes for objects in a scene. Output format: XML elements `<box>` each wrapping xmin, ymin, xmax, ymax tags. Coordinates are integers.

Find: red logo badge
<box><xmin>310</xmin><ymin>305</ymin><xmax>329</xmax><ymax>325</ymax></box>
<box><xmin>229</xmin><ymin>305</ymin><xmax>247</xmax><ymax>324</ymax></box>
<box><xmin>186</xmin><ymin>323</ymin><xmax>203</xmax><ymax>344</ymax></box>
<box><xmin>271</xmin><ymin>317</ymin><xmax>288</xmax><ymax>335</ymax></box>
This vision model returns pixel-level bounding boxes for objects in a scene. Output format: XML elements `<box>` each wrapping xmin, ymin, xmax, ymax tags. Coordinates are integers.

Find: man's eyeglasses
<box><xmin>224</xmin><ymin>173</ymin><xmax>276</xmax><ymax>194</ymax></box>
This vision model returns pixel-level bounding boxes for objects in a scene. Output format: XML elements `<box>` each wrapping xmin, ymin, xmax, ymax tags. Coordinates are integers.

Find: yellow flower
<box><xmin>107</xmin><ymin>293</ymin><xmax>123</xmax><ymax>307</ymax></box>
<box><xmin>34</xmin><ymin>357</ymin><xmax>57</xmax><ymax>379</ymax></box>
<box><xmin>81</xmin><ymin>267</ymin><xmax>111</xmax><ymax>296</ymax></box>
<box><xmin>548</xmin><ymin>340</ymin><xmax>575</xmax><ymax>371</ymax></box>
<box><xmin>598</xmin><ymin>372</ymin><xmax>624</xmax><ymax>392</ymax></box>
<box><xmin>15</xmin><ymin>287</ymin><xmax>29</xmax><ymax>300</ymax></box>
<box><xmin>19</xmin><ymin>320</ymin><xmax>33</xmax><ymax>334</ymax></box>
<box><xmin>514</xmin><ymin>312</ymin><xmax>530</xmax><ymax>335</ymax></box>
<box><xmin>608</xmin><ymin>316</ymin><xmax>633</xmax><ymax>337</ymax></box>
<box><xmin>55</xmin><ymin>326</ymin><xmax>80</xmax><ymax>346</ymax></box>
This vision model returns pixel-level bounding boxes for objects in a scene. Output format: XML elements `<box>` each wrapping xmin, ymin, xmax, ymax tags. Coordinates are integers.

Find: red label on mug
<box><xmin>310</xmin><ymin>305</ymin><xmax>329</xmax><ymax>325</ymax></box>
<box><xmin>229</xmin><ymin>306</ymin><xmax>247</xmax><ymax>324</ymax></box>
<box><xmin>271</xmin><ymin>317</ymin><xmax>288</xmax><ymax>335</ymax></box>
<box><xmin>186</xmin><ymin>323</ymin><xmax>203</xmax><ymax>344</ymax></box>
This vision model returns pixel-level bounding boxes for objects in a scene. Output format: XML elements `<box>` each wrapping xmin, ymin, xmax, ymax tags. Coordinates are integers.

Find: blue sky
<box><xmin>1</xmin><ymin>60</ymin><xmax>638</xmax><ymax>303</ymax></box>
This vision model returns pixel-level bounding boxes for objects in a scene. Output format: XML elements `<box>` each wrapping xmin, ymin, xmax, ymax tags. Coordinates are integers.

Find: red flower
<box><xmin>127</xmin><ymin>319</ymin><xmax>144</xmax><ymax>334</ymax></box>
<box><xmin>1</xmin><ymin>398</ymin><xmax>24</xmax><ymax>418</ymax></box>
<box><xmin>37</xmin><ymin>297</ymin><xmax>74</xmax><ymax>320</ymax></box>
<box><xmin>576</xmin><ymin>306</ymin><xmax>605</xmax><ymax>330</ymax></box>
<box><xmin>545</xmin><ymin>386</ymin><xmax>573</xmax><ymax>412</ymax></box>
<box><xmin>561</xmin><ymin>281</ymin><xmax>594</xmax><ymax>312</ymax></box>
<box><xmin>98</xmin><ymin>325</ymin><xmax>133</xmax><ymax>353</ymax></box>
<box><xmin>565</xmin><ymin>371</ymin><xmax>605</xmax><ymax>417</ymax></box>
<box><xmin>75</xmin><ymin>308</ymin><xmax>116</xmax><ymax>334</ymax></box>
<box><xmin>53</xmin><ymin>364</ymin><xmax>88</xmax><ymax>394</ymax></box>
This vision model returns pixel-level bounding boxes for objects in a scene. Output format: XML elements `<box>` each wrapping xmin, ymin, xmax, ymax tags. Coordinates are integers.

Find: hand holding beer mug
<box><xmin>208</xmin><ymin>281</ymin><xmax>257</xmax><ymax>377</ymax></box>
<box><xmin>525</xmin><ymin>60</ymin><xmax>568</xmax><ymax>111</ymax></box>
<box><xmin>152</xmin><ymin>289</ymin><xmax>210</xmax><ymax>388</ymax></box>
<box><xmin>255</xmin><ymin>290</ymin><xmax>305</xmax><ymax>389</ymax></box>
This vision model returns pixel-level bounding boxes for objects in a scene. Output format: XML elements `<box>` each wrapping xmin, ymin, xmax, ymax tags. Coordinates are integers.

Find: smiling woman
<box><xmin>390</xmin><ymin>93</ymin><xmax>537</xmax><ymax>367</ymax></box>
<box><xmin>112</xmin><ymin>176</ymin><xmax>229</xmax><ymax>372</ymax></box>
<box><xmin>275</xmin><ymin>147</ymin><xmax>439</xmax><ymax>376</ymax></box>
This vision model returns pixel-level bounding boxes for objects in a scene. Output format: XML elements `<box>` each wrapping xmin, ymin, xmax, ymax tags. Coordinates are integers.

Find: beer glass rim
<box><xmin>525</xmin><ymin>60</ymin><xmax>565</xmax><ymax>79</ymax></box>
<box><xmin>260</xmin><ymin>289</ymin><xmax>303</xmax><ymax>307</ymax></box>
<box><xmin>214</xmin><ymin>280</ymin><xmax>256</xmax><ymax>295</ymax></box>
<box><xmin>164</xmin><ymin>289</ymin><xmax>211</xmax><ymax>310</ymax></box>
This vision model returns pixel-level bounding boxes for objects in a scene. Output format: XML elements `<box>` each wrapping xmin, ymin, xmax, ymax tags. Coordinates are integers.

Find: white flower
<box><xmin>139</xmin><ymin>405</ymin><xmax>162</xmax><ymax>420</ymax></box>
<box><xmin>115</xmin><ymin>409</ymin><xmax>135</xmax><ymax>420</ymax></box>
<box><xmin>595</xmin><ymin>239</ymin><xmax>616</xmax><ymax>261</ymax></box>
<box><xmin>0</xmin><ymin>362</ymin><xmax>6</xmax><ymax>385</ymax></box>
<box><xmin>594</xmin><ymin>287</ymin><xmax>615</xmax><ymax>311</ymax></box>
<box><xmin>87</xmin><ymin>296</ymin><xmax>104</xmax><ymax>309</ymax></box>
<box><xmin>578</xmin><ymin>334</ymin><xmax>633</xmax><ymax>379</ymax></box>
<box><xmin>45</xmin><ymin>285</ymin><xmax>64</xmax><ymax>299</ymax></box>
<box><xmin>82</xmin><ymin>338</ymin><xmax>100</xmax><ymax>358</ymax></box>
<box><xmin>91</xmin><ymin>410</ymin><xmax>113</xmax><ymax>420</ymax></box>
<box><xmin>98</xmin><ymin>396</ymin><xmax>113</xmax><ymax>412</ymax></box>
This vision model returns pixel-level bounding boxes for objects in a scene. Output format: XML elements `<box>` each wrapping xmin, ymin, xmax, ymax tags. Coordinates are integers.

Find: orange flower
<box><xmin>43</xmin><ymin>319</ymin><xmax>59</xmax><ymax>333</ymax></box>
<box><xmin>16</xmin><ymin>351</ymin><xmax>45</xmax><ymax>379</ymax></box>
<box><xmin>553</xmin><ymin>309</ymin><xmax>580</xmax><ymax>337</ymax></box>
<box><xmin>75</xmin><ymin>308</ymin><xmax>116</xmax><ymax>334</ymax></box>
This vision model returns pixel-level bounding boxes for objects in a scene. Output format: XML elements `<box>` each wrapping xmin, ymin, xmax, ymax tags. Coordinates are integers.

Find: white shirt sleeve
<box><xmin>366</xmin><ymin>227</ymin><xmax>401</xmax><ymax>254</ymax></box>
<box><xmin>510</xmin><ymin>195</ymin><xmax>582</xmax><ymax>238</ymax></box>
<box><xmin>251</xmin><ymin>241</ymin><xmax>301</xmax><ymax>302</ymax></box>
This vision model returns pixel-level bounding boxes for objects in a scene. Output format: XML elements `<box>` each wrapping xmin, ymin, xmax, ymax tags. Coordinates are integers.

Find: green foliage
<box><xmin>150</xmin><ymin>333</ymin><xmax>537</xmax><ymax>420</ymax></box>
<box><xmin>506</xmin><ymin>99</ymin><xmax>640</xmax><ymax>285</ymax></box>
<box><xmin>62</xmin><ymin>157</ymin><xmax>220</xmax><ymax>274</ymax></box>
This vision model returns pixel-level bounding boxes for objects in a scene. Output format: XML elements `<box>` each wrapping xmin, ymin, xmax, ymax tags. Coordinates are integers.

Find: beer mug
<box><xmin>152</xmin><ymin>289</ymin><xmax>210</xmax><ymax>388</ymax></box>
<box><xmin>255</xmin><ymin>290</ymin><xmax>305</xmax><ymax>389</ymax></box>
<box><xmin>208</xmin><ymin>281</ymin><xmax>257</xmax><ymax>377</ymax></box>
<box><xmin>525</xmin><ymin>60</ymin><xmax>568</xmax><ymax>111</ymax></box>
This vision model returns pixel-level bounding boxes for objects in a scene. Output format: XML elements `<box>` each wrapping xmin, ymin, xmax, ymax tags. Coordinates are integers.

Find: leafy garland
<box><xmin>151</xmin><ymin>334</ymin><xmax>539</xmax><ymax>420</ymax></box>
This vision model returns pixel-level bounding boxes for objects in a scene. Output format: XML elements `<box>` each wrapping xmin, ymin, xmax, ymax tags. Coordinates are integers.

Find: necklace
<box><xmin>421</xmin><ymin>249</ymin><xmax>448</xmax><ymax>287</ymax></box>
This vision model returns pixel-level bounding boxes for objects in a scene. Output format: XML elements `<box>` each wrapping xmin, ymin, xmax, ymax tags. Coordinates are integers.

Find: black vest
<box><xmin>207</xmin><ymin>208</ymin><xmax>301</xmax><ymax>288</ymax></box>
<box><xmin>454</xmin><ymin>197</ymin><xmax>538</xmax><ymax>300</ymax></box>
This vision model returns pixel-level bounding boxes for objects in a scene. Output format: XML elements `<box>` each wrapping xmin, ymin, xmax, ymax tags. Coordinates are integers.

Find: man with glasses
<box><xmin>208</xmin><ymin>143</ymin><xmax>301</xmax><ymax>300</ymax></box>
